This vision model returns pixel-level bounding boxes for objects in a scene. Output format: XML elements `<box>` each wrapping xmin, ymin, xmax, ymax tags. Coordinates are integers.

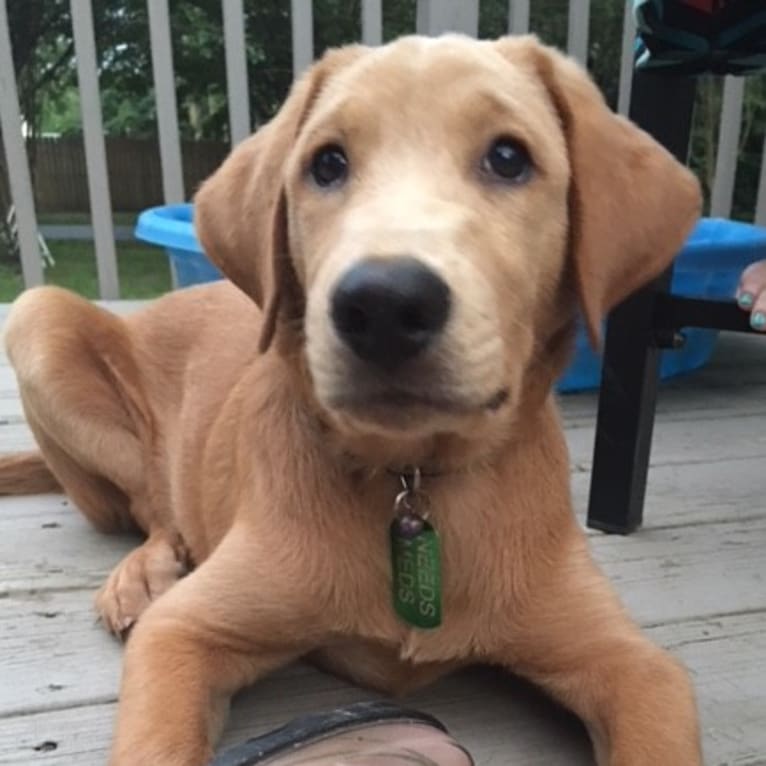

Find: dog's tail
<box><xmin>0</xmin><ymin>451</ymin><xmax>60</xmax><ymax>495</ymax></box>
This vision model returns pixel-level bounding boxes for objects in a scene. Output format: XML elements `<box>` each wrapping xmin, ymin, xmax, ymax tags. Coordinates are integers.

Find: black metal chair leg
<box><xmin>586</xmin><ymin>274</ymin><xmax>670</xmax><ymax>534</ymax></box>
<box><xmin>586</xmin><ymin>72</ymin><xmax>697</xmax><ymax>534</ymax></box>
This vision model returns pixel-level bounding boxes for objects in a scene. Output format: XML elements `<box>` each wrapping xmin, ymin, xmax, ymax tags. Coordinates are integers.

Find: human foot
<box><xmin>737</xmin><ymin>259</ymin><xmax>766</xmax><ymax>331</ymax></box>
<box><xmin>210</xmin><ymin>702</ymin><xmax>474</xmax><ymax>765</ymax></box>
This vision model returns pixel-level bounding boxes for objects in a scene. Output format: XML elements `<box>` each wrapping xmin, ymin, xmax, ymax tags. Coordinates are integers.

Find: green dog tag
<box><xmin>390</xmin><ymin>515</ymin><xmax>442</xmax><ymax>629</ymax></box>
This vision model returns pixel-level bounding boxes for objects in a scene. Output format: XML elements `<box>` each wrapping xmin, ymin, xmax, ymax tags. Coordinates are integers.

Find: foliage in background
<box><xmin>1</xmin><ymin>0</ymin><xmax>75</xmax><ymax>258</ymax></box>
<box><xmin>2</xmin><ymin>0</ymin><xmax>766</xmax><ymax>232</ymax></box>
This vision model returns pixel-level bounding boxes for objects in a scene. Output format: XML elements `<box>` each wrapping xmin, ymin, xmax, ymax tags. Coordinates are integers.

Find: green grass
<box><xmin>0</xmin><ymin>240</ymin><xmax>171</xmax><ymax>302</ymax></box>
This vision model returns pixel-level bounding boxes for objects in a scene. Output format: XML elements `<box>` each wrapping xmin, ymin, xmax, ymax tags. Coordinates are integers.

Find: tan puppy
<box><xmin>0</xmin><ymin>35</ymin><xmax>702</xmax><ymax>765</ymax></box>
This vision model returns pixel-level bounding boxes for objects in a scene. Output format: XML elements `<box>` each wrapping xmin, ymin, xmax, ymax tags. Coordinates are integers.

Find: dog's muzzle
<box><xmin>330</xmin><ymin>256</ymin><xmax>451</xmax><ymax>371</ymax></box>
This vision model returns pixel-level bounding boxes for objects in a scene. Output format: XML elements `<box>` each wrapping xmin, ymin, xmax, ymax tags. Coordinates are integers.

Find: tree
<box><xmin>3</xmin><ymin>0</ymin><xmax>765</xmax><ymax>231</ymax></box>
<box><xmin>88</xmin><ymin>0</ymin><xmax>294</xmax><ymax>139</ymax></box>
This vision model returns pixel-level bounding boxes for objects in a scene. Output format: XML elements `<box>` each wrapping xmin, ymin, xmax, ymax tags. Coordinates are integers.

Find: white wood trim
<box><xmin>508</xmin><ymin>0</ymin><xmax>530</xmax><ymax>34</ymax></box>
<box><xmin>567</xmin><ymin>0</ymin><xmax>591</xmax><ymax>64</ymax></box>
<box><xmin>755</xmin><ymin>135</ymin><xmax>766</xmax><ymax>226</ymax></box>
<box><xmin>617</xmin><ymin>1</ymin><xmax>636</xmax><ymax>116</ymax></box>
<box><xmin>361</xmin><ymin>0</ymin><xmax>383</xmax><ymax>46</ymax></box>
<box><xmin>0</xmin><ymin>0</ymin><xmax>43</xmax><ymax>288</ymax></box>
<box><xmin>147</xmin><ymin>0</ymin><xmax>185</xmax><ymax>203</ymax></box>
<box><xmin>222</xmin><ymin>0</ymin><xmax>251</xmax><ymax>145</ymax></box>
<box><xmin>416</xmin><ymin>0</ymin><xmax>479</xmax><ymax>37</ymax></box>
<box><xmin>453</xmin><ymin>1</ymin><xmax>479</xmax><ymax>36</ymax></box>
<box><xmin>70</xmin><ymin>0</ymin><xmax>119</xmax><ymax>299</ymax></box>
<box><xmin>416</xmin><ymin>0</ymin><xmax>427</xmax><ymax>34</ymax></box>
<box><xmin>291</xmin><ymin>0</ymin><xmax>314</xmax><ymax>77</ymax></box>
<box><xmin>710</xmin><ymin>76</ymin><xmax>745</xmax><ymax>219</ymax></box>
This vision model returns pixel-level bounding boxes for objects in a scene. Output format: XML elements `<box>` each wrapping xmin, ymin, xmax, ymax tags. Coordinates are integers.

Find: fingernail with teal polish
<box><xmin>738</xmin><ymin>292</ymin><xmax>754</xmax><ymax>308</ymax></box>
<box><xmin>751</xmin><ymin>312</ymin><xmax>766</xmax><ymax>330</ymax></box>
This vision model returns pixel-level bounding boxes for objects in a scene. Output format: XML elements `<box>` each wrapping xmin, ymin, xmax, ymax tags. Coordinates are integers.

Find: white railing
<box><xmin>0</xmin><ymin>0</ymin><xmax>765</xmax><ymax>298</ymax></box>
<box><xmin>71</xmin><ymin>0</ymin><xmax>119</xmax><ymax>298</ymax></box>
<box><xmin>0</xmin><ymin>0</ymin><xmax>41</xmax><ymax>289</ymax></box>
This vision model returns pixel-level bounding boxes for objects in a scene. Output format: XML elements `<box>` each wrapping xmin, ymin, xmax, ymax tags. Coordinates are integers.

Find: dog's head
<box><xmin>196</xmin><ymin>35</ymin><xmax>700</xmax><ymax>459</ymax></box>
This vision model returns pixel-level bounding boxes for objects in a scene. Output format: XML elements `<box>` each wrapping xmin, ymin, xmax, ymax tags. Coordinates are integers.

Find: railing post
<box><xmin>617</xmin><ymin>1</ymin><xmax>637</xmax><ymax>116</ymax></box>
<box><xmin>147</xmin><ymin>0</ymin><xmax>185</xmax><ymax>204</ymax></box>
<box><xmin>223</xmin><ymin>0</ymin><xmax>251</xmax><ymax>146</ymax></box>
<box><xmin>362</xmin><ymin>0</ymin><xmax>382</xmax><ymax>46</ymax></box>
<box><xmin>508</xmin><ymin>0</ymin><xmax>530</xmax><ymax>34</ymax></box>
<box><xmin>756</xmin><ymin>135</ymin><xmax>766</xmax><ymax>226</ymax></box>
<box><xmin>71</xmin><ymin>0</ymin><xmax>119</xmax><ymax>299</ymax></box>
<box><xmin>291</xmin><ymin>0</ymin><xmax>314</xmax><ymax>77</ymax></box>
<box><xmin>567</xmin><ymin>0</ymin><xmax>591</xmax><ymax>64</ymax></box>
<box><xmin>417</xmin><ymin>0</ymin><xmax>479</xmax><ymax>37</ymax></box>
<box><xmin>710</xmin><ymin>76</ymin><xmax>745</xmax><ymax>219</ymax></box>
<box><xmin>0</xmin><ymin>0</ymin><xmax>43</xmax><ymax>288</ymax></box>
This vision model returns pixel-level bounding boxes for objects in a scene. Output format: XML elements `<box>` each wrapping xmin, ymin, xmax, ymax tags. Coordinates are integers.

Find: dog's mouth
<box><xmin>327</xmin><ymin>386</ymin><xmax>510</xmax><ymax>419</ymax></box>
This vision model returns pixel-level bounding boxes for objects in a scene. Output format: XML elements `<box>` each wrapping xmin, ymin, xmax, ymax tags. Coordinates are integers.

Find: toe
<box><xmin>93</xmin><ymin>535</ymin><xmax>186</xmax><ymax>638</ymax></box>
<box><xmin>94</xmin><ymin>577</ymin><xmax>131</xmax><ymax>637</ymax></box>
<box><xmin>750</xmin><ymin>292</ymin><xmax>766</xmax><ymax>332</ymax></box>
<box><xmin>94</xmin><ymin>555</ymin><xmax>151</xmax><ymax>638</ymax></box>
<box><xmin>737</xmin><ymin>260</ymin><xmax>766</xmax><ymax>311</ymax></box>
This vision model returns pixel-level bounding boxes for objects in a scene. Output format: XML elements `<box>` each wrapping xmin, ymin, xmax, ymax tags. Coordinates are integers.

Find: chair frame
<box><xmin>586</xmin><ymin>69</ymin><xmax>759</xmax><ymax>535</ymax></box>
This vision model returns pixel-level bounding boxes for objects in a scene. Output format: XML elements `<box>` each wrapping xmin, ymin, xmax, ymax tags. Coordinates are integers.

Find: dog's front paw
<box><xmin>95</xmin><ymin>533</ymin><xmax>188</xmax><ymax>637</ymax></box>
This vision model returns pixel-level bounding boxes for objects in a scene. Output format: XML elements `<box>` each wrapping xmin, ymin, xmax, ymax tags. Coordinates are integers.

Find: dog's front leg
<box><xmin>494</xmin><ymin>538</ymin><xmax>702</xmax><ymax>766</ymax></box>
<box><xmin>109</xmin><ymin>527</ymin><xmax>315</xmax><ymax>766</ymax></box>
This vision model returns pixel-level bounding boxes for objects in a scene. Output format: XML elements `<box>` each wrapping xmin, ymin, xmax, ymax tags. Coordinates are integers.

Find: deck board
<box><xmin>1</xmin><ymin>302</ymin><xmax>765</xmax><ymax>765</ymax></box>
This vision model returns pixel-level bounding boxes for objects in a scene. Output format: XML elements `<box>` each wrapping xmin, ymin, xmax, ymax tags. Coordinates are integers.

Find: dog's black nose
<box><xmin>331</xmin><ymin>257</ymin><xmax>451</xmax><ymax>369</ymax></box>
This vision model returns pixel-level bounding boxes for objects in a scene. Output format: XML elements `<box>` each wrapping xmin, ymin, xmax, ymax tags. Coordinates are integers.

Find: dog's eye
<box><xmin>482</xmin><ymin>138</ymin><xmax>531</xmax><ymax>182</ymax></box>
<box><xmin>310</xmin><ymin>145</ymin><xmax>349</xmax><ymax>188</ymax></box>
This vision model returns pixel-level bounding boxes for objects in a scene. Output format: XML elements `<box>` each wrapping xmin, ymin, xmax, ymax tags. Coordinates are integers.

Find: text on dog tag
<box><xmin>390</xmin><ymin>515</ymin><xmax>442</xmax><ymax>630</ymax></box>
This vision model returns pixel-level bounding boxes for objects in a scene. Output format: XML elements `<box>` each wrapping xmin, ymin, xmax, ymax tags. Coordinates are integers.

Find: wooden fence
<box><xmin>30</xmin><ymin>137</ymin><xmax>228</xmax><ymax>213</ymax></box>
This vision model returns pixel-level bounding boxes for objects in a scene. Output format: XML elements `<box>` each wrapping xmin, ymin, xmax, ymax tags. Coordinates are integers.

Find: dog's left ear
<box><xmin>195</xmin><ymin>45</ymin><xmax>367</xmax><ymax>352</ymax></box>
<box><xmin>495</xmin><ymin>36</ymin><xmax>702</xmax><ymax>345</ymax></box>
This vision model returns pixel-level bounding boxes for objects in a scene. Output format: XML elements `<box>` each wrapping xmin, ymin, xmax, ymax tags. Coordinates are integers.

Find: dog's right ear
<box><xmin>194</xmin><ymin>46</ymin><xmax>367</xmax><ymax>352</ymax></box>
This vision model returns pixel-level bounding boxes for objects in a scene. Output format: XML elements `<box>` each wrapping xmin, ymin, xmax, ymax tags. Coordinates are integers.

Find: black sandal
<box><xmin>210</xmin><ymin>701</ymin><xmax>474</xmax><ymax>765</ymax></box>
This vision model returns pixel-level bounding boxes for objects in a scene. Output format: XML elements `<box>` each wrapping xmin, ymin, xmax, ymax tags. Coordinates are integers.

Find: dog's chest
<box><xmin>339</xmin><ymin>478</ymin><xmax>521</xmax><ymax>663</ymax></box>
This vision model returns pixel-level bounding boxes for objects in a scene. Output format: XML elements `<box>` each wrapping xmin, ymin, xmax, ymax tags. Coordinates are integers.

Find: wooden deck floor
<box><xmin>1</xmin><ymin>301</ymin><xmax>765</xmax><ymax>765</ymax></box>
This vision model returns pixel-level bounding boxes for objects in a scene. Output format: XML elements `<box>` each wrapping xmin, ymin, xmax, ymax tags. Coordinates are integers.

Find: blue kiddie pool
<box><xmin>135</xmin><ymin>204</ymin><xmax>222</xmax><ymax>286</ymax></box>
<box><xmin>559</xmin><ymin>218</ymin><xmax>766</xmax><ymax>391</ymax></box>
<box><xmin>135</xmin><ymin>205</ymin><xmax>766</xmax><ymax>391</ymax></box>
